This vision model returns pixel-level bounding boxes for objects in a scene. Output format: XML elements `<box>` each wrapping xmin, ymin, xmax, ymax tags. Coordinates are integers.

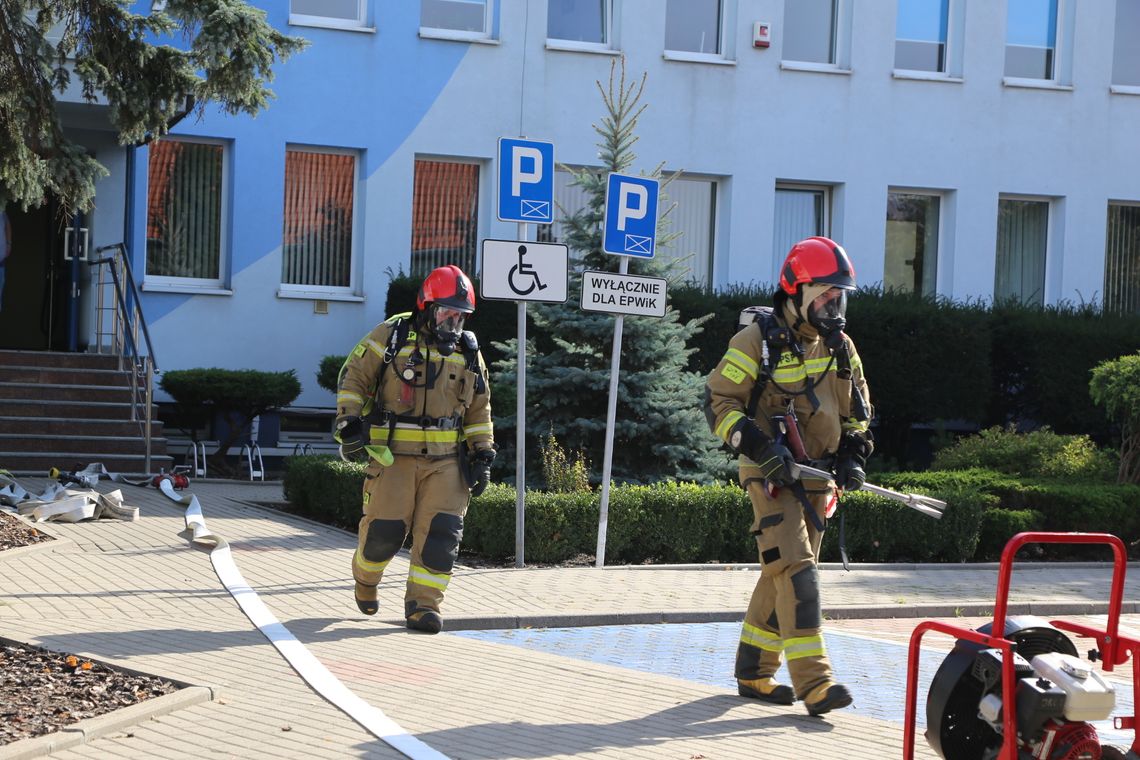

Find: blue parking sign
<box><xmin>602</xmin><ymin>173</ymin><xmax>658</xmax><ymax>258</ymax></box>
<box><xmin>497</xmin><ymin>138</ymin><xmax>555</xmax><ymax>223</ymax></box>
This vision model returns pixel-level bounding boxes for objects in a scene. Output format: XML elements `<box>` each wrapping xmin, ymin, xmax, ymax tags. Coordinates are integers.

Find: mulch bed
<box><xmin>0</xmin><ymin>511</ymin><xmax>54</xmax><ymax>551</ymax></box>
<box><xmin>1</xmin><ymin>514</ymin><xmax>178</xmax><ymax>747</ymax></box>
<box><xmin>0</xmin><ymin>643</ymin><xmax>181</xmax><ymax>745</ymax></box>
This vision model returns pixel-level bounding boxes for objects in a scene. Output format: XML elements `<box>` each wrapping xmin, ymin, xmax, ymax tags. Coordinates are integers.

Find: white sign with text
<box><xmin>580</xmin><ymin>270</ymin><xmax>667</xmax><ymax>318</ymax></box>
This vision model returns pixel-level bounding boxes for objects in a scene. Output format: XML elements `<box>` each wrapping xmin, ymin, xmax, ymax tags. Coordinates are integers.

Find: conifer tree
<box><xmin>493</xmin><ymin>59</ymin><xmax>732</xmax><ymax>485</ymax></box>
<box><xmin>0</xmin><ymin>0</ymin><xmax>307</xmax><ymax>213</ymax></box>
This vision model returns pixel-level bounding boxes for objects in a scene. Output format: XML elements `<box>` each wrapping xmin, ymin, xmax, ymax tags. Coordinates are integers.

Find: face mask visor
<box><xmin>429</xmin><ymin>305</ymin><xmax>466</xmax><ymax>355</ymax></box>
<box><xmin>807</xmin><ymin>287</ymin><xmax>848</xmax><ymax>335</ymax></box>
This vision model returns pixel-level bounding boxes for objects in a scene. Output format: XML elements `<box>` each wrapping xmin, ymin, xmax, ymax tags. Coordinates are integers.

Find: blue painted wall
<box><xmin>113</xmin><ymin>0</ymin><xmax>1139</xmax><ymax>409</ymax></box>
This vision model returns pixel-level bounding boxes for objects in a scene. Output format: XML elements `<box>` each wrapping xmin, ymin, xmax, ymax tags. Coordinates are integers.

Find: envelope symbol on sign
<box><xmin>624</xmin><ymin>234</ymin><xmax>652</xmax><ymax>255</ymax></box>
<box><xmin>521</xmin><ymin>200</ymin><xmax>550</xmax><ymax>219</ymax></box>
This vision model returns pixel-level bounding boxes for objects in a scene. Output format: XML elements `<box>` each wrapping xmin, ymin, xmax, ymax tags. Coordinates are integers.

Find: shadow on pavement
<box><xmin>409</xmin><ymin>695</ymin><xmax>837</xmax><ymax>759</ymax></box>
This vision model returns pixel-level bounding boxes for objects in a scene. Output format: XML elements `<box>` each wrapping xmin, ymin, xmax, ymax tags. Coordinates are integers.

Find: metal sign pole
<box><xmin>595</xmin><ymin>255</ymin><xmax>630</xmax><ymax>568</ymax></box>
<box><xmin>515</xmin><ymin>220</ymin><xmax>528</xmax><ymax>568</ymax></box>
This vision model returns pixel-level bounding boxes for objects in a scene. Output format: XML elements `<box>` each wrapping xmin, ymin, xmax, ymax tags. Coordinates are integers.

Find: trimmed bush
<box><xmin>282</xmin><ymin>455</ymin><xmax>363</xmax><ymax>531</ymax></box>
<box><xmin>160</xmin><ymin>368</ymin><xmax>301</xmax><ymax>466</ymax></box>
<box><xmin>317</xmin><ymin>355</ymin><xmax>345</xmax><ymax>394</ymax></box>
<box><xmin>820</xmin><ymin>485</ymin><xmax>990</xmax><ymax>563</ymax></box>
<box><xmin>1090</xmin><ymin>351</ymin><xmax>1140</xmax><ymax>484</ymax></box>
<box><xmin>931</xmin><ymin>426</ymin><xmax>1117</xmax><ymax>481</ymax></box>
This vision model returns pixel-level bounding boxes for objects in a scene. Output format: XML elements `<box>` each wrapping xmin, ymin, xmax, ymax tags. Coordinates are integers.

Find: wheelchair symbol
<box><xmin>508</xmin><ymin>245</ymin><xmax>548</xmax><ymax>296</ymax></box>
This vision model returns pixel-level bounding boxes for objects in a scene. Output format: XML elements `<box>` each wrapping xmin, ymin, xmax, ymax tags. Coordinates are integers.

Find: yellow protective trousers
<box><xmin>735</xmin><ymin>468</ymin><xmax>833</xmax><ymax>700</ymax></box>
<box><xmin>351</xmin><ymin>454</ymin><xmax>469</xmax><ymax>618</ymax></box>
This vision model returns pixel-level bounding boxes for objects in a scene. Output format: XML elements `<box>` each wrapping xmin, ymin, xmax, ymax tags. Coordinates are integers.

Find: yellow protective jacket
<box><xmin>704</xmin><ymin>315</ymin><xmax>872</xmax><ymax>467</ymax></box>
<box><xmin>336</xmin><ymin>312</ymin><xmax>494</xmax><ymax>460</ymax></box>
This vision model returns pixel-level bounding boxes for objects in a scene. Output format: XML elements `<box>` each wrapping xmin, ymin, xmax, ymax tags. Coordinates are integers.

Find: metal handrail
<box><xmin>89</xmin><ymin>243</ymin><xmax>158</xmax><ymax>473</ymax></box>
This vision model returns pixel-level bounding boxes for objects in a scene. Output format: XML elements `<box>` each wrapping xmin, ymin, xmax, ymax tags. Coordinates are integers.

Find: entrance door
<box><xmin>0</xmin><ymin>202</ymin><xmax>71</xmax><ymax>350</ymax></box>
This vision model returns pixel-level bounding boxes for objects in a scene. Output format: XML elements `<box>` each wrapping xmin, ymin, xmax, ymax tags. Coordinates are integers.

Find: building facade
<box><xmin>12</xmin><ymin>0</ymin><xmax>1140</xmax><ymax>425</ymax></box>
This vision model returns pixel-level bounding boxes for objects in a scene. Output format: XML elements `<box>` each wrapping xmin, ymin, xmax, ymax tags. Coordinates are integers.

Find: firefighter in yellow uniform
<box><xmin>335</xmin><ymin>265</ymin><xmax>495</xmax><ymax>634</ymax></box>
<box><xmin>704</xmin><ymin>237</ymin><xmax>873</xmax><ymax>715</ymax></box>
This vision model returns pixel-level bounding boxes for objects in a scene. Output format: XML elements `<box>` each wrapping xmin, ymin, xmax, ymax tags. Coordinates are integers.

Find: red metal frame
<box><xmin>903</xmin><ymin>532</ymin><xmax>1136</xmax><ymax>759</ymax></box>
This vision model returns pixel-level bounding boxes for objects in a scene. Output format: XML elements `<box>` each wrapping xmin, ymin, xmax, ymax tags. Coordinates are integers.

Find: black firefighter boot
<box><xmin>354</xmin><ymin>582</ymin><xmax>378</xmax><ymax>616</ymax></box>
<box><xmin>803</xmin><ymin>682</ymin><xmax>853</xmax><ymax>716</ymax></box>
<box><xmin>406</xmin><ymin>609</ymin><xmax>443</xmax><ymax>634</ymax></box>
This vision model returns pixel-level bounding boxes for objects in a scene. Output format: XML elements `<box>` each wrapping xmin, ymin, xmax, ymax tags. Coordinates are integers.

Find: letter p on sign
<box><xmin>617</xmin><ymin>182</ymin><xmax>648</xmax><ymax>231</ymax></box>
<box><xmin>512</xmin><ymin>146</ymin><xmax>543</xmax><ymax>196</ymax></box>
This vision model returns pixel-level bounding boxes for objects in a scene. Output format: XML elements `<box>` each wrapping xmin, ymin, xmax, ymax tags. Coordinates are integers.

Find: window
<box><xmin>895</xmin><ymin>0</ymin><xmax>948</xmax><ymax>72</ymax></box>
<box><xmin>146</xmin><ymin>138</ymin><xmax>226</xmax><ymax>286</ymax></box>
<box><xmin>658</xmin><ymin>176</ymin><xmax>716</xmax><ymax>285</ymax></box>
<box><xmin>783</xmin><ymin>0</ymin><xmax>837</xmax><ymax>64</ymax></box>
<box><xmin>281</xmin><ymin>147</ymin><xmax>358</xmax><ymax>293</ymax></box>
<box><xmin>995</xmin><ymin>197</ymin><xmax>1049</xmax><ymax>306</ymax></box>
<box><xmin>411</xmin><ymin>159</ymin><xmax>480</xmax><ymax>277</ymax></box>
<box><xmin>1005</xmin><ymin>0</ymin><xmax>1058</xmax><ymax>79</ymax></box>
<box><xmin>1104</xmin><ymin>203</ymin><xmax>1140</xmax><ymax>314</ymax></box>
<box><xmin>884</xmin><ymin>192</ymin><xmax>940</xmax><ymax>296</ymax></box>
<box><xmin>772</xmin><ymin>184</ymin><xmax>829</xmax><ymax>281</ymax></box>
<box><xmin>665</xmin><ymin>0</ymin><xmax>722</xmax><ymax>55</ymax></box>
<box><xmin>1112</xmin><ymin>0</ymin><xmax>1140</xmax><ymax>86</ymax></box>
<box><xmin>421</xmin><ymin>0</ymin><xmax>491</xmax><ymax>36</ymax></box>
<box><xmin>290</xmin><ymin>0</ymin><xmax>367</xmax><ymax>29</ymax></box>
<box><xmin>548</xmin><ymin>0</ymin><xmax>609</xmax><ymax>45</ymax></box>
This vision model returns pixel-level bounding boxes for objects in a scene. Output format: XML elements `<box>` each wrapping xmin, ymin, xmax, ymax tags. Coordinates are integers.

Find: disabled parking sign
<box><xmin>497</xmin><ymin>138</ymin><xmax>555</xmax><ymax>224</ymax></box>
<box><xmin>602</xmin><ymin>173</ymin><xmax>659</xmax><ymax>258</ymax></box>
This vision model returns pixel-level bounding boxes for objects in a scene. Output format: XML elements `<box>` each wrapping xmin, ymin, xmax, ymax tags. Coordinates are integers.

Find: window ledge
<box><xmin>892</xmin><ymin>69</ymin><xmax>963</xmax><ymax>84</ymax></box>
<box><xmin>277</xmin><ymin>288</ymin><xmax>364</xmax><ymax>303</ymax></box>
<box><xmin>142</xmin><ymin>282</ymin><xmax>232</xmax><ymax>296</ymax></box>
<box><xmin>545</xmin><ymin>40</ymin><xmax>620</xmax><ymax>56</ymax></box>
<box><xmin>419</xmin><ymin>27</ymin><xmax>498</xmax><ymax>44</ymax></box>
<box><xmin>1002</xmin><ymin>77</ymin><xmax>1073</xmax><ymax>91</ymax></box>
<box><xmin>662</xmin><ymin>50</ymin><xmax>735</xmax><ymax>66</ymax></box>
<box><xmin>1110</xmin><ymin>84</ymin><xmax>1140</xmax><ymax>96</ymax></box>
<box><xmin>780</xmin><ymin>60</ymin><xmax>852</xmax><ymax>75</ymax></box>
<box><xmin>288</xmin><ymin>16</ymin><xmax>374</xmax><ymax>33</ymax></box>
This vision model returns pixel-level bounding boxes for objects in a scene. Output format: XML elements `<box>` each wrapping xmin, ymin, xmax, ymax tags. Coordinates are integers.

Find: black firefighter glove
<box><xmin>335</xmin><ymin>415</ymin><xmax>369</xmax><ymax>464</ymax></box>
<box><xmin>469</xmin><ymin>448</ymin><xmax>496</xmax><ymax>497</ymax></box>
<box><xmin>834</xmin><ymin>431</ymin><xmax>873</xmax><ymax>491</ymax></box>
<box><xmin>729</xmin><ymin>419</ymin><xmax>799</xmax><ymax>487</ymax></box>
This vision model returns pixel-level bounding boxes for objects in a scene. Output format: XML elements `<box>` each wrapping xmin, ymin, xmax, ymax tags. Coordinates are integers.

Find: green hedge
<box><xmin>284</xmin><ymin>454</ymin><xmax>1139</xmax><ymax>564</ymax></box>
<box><xmin>879</xmin><ymin>469</ymin><xmax>1140</xmax><ymax>560</ymax></box>
<box><xmin>283</xmin><ymin>456</ymin><xmax>991</xmax><ymax>563</ymax></box>
<box><xmin>665</xmin><ymin>284</ymin><xmax>1140</xmax><ymax>466</ymax></box>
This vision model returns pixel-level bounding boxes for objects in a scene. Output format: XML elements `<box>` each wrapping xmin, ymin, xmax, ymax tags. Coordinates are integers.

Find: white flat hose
<box><xmin>158</xmin><ymin>479</ymin><xmax>449</xmax><ymax>760</ymax></box>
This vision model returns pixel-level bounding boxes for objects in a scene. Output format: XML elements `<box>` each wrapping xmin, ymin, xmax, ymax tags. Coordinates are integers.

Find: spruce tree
<box><xmin>493</xmin><ymin>60</ymin><xmax>732</xmax><ymax>485</ymax></box>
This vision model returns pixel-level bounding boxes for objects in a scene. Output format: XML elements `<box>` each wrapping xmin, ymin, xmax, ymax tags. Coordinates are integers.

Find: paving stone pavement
<box><xmin>1</xmin><ymin>478</ymin><xmax>1138</xmax><ymax>759</ymax></box>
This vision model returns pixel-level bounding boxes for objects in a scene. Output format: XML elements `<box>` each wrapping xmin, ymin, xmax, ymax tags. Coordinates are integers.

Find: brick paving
<box><xmin>1</xmin><ymin>478</ymin><xmax>1138</xmax><ymax>759</ymax></box>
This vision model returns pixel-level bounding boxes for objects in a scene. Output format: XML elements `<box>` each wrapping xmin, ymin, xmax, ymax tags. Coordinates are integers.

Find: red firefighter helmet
<box><xmin>778</xmin><ymin>236</ymin><xmax>857</xmax><ymax>296</ymax></box>
<box><xmin>416</xmin><ymin>265</ymin><xmax>475</xmax><ymax>313</ymax></box>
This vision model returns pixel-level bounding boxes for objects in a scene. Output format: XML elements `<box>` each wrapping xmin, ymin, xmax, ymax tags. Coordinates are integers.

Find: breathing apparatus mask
<box><xmin>425</xmin><ymin>304</ymin><xmax>467</xmax><ymax>356</ymax></box>
<box><xmin>801</xmin><ymin>285</ymin><xmax>848</xmax><ymax>349</ymax></box>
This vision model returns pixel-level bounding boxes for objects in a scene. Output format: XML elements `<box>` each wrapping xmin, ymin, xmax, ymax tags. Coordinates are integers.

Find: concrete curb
<box><xmin>0</xmin><ymin>517</ymin><xmax>74</xmax><ymax>562</ymax></box>
<box><xmin>0</xmin><ymin>686</ymin><xmax>213</xmax><ymax>760</ymax></box>
<box><xmin>611</xmin><ymin>560</ymin><xmax>1140</xmax><ymax>572</ymax></box>
<box><xmin>428</xmin><ymin>600</ymin><xmax>1140</xmax><ymax>632</ymax></box>
<box><xmin>0</xmin><ymin>635</ymin><xmax>218</xmax><ymax>760</ymax></box>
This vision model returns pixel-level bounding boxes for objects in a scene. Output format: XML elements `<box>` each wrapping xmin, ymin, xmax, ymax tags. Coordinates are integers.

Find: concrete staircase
<box><xmin>0</xmin><ymin>349</ymin><xmax>172</xmax><ymax>475</ymax></box>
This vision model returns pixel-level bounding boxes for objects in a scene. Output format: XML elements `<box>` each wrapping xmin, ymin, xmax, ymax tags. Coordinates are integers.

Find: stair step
<box><xmin>0</xmin><ymin>382</ymin><xmax>136</xmax><ymax>403</ymax></box>
<box><xmin>0</xmin><ymin>365</ymin><xmax>134</xmax><ymax>387</ymax></box>
<box><xmin>0</xmin><ymin>434</ymin><xmax>168</xmax><ymax>455</ymax></box>
<box><xmin>0</xmin><ymin>417</ymin><xmax>163</xmax><ymax>437</ymax></box>
<box><xmin>0</xmin><ymin>350</ymin><xmax>123</xmax><ymax>371</ymax></box>
<box><xmin>1</xmin><ymin>452</ymin><xmax>174</xmax><ymax>477</ymax></box>
<box><xmin>0</xmin><ymin>399</ymin><xmax>158</xmax><ymax>420</ymax></box>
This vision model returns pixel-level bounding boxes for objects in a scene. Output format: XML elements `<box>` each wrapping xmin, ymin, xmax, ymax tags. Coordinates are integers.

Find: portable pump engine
<box><xmin>925</xmin><ymin>616</ymin><xmax>1124</xmax><ymax>760</ymax></box>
